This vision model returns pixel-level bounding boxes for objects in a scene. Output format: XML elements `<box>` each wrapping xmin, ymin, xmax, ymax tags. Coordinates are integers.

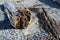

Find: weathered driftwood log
<box><xmin>29</xmin><ymin>7</ymin><xmax>60</xmax><ymax>40</ymax></box>
<box><xmin>5</xmin><ymin>6</ymin><xmax>60</xmax><ymax>39</ymax></box>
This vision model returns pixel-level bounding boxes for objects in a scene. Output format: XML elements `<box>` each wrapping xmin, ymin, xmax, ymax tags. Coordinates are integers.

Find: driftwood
<box><xmin>5</xmin><ymin>6</ymin><xmax>60</xmax><ymax>40</ymax></box>
<box><xmin>29</xmin><ymin>7</ymin><xmax>60</xmax><ymax>40</ymax></box>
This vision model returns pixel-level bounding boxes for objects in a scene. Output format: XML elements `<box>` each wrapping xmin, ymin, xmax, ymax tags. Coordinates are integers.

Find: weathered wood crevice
<box><xmin>29</xmin><ymin>7</ymin><xmax>60</xmax><ymax>40</ymax></box>
<box><xmin>41</xmin><ymin>8</ymin><xmax>60</xmax><ymax>40</ymax></box>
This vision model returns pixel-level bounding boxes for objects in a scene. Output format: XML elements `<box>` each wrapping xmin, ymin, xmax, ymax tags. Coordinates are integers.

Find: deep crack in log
<box><xmin>29</xmin><ymin>7</ymin><xmax>60</xmax><ymax>40</ymax></box>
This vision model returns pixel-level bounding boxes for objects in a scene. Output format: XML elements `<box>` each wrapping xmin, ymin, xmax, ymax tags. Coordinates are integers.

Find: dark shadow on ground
<box><xmin>0</xmin><ymin>5</ymin><xmax>14</xmax><ymax>30</ymax></box>
<box><xmin>39</xmin><ymin>0</ymin><xmax>60</xmax><ymax>9</ymax></box>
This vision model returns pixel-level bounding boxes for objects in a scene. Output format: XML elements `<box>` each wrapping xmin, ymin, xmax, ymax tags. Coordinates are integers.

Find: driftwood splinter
<box><xmin>5</xmin><ymin>7</ymin><xmax>31</xmax><ymax>29</ymax></box>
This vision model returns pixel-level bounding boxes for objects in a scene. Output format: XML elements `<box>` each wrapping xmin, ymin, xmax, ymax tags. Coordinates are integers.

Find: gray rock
<box><xmin>0</xmin><ymin>29</ymin><xmax>25</xmax><ymax>40</ymax></box>
<box><xmin>25</xmin><ymin>30</ymin><xmax>48</xmax><ymax>40</ymax></box>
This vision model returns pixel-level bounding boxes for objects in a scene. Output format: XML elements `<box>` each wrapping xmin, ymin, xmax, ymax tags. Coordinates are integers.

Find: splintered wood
<box><xmin>5</xmin><ymin>7</ymin><xmax>31</xmax><ymax>29</ymax></box>
<box><xmin>16</xmin><ymin>7</ymin><xmax>31</xmax><ymax>29</ymax></box>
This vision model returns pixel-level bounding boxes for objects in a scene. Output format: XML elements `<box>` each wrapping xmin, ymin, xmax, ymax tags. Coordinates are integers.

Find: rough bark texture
<box><xmin>29</xmin><ymin>8</ymin><xmax>60</xmax><ymax>40</ymax></box>
<box><xmin>38</xmin><ymin>8</ymin><xmax>60</xmax><ymax>40</ymax></box>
